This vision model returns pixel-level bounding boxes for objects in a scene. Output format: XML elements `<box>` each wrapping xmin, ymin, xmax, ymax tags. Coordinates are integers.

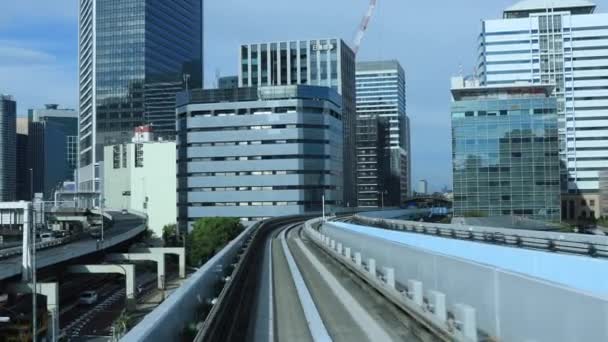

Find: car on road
<box><xmin>121</xmin><ymin>209</ymin><xmax>128</xmax><ymax>215</ymax></box>
<box><xmin>78</xmin><ymin>291</ymin><xmax>98</xmax><ymax>305</ymax></box>
<box><xmin>40</xmin><ymin>232</ymin><xmax>54</xmax><ymax>242</ymax></box>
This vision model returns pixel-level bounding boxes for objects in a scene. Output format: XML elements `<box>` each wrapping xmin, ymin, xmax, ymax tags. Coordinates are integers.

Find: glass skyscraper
<box><xmin>0</xmin><ymin>95</ymin><xmax>16</xmax><ymax>201</ymax></box>
<box><xmin>451</xmin><ymin>78</ymin><xmax>561</xmax><ymax>221</ymax></box>
<box><xmin>78</xmin><ymin>0</ymin><xmax>203</xmax><ymax>204</ymax></box>
<box><xmin>477</xmin><ymin>0</ymin><xmax>608</xmax><ymax>220</ymax></box>
<box><xmin>28</xmin><ymin>105</ymin><xmax>79</xmax><ymax>199</ymax></box>
<box><xmin>356</xmin><ymin>60</ymin><xmax>410</xmax><ymax>207</ymax></box>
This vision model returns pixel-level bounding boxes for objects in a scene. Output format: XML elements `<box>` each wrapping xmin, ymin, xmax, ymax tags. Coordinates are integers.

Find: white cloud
<box><xmin>0</xmin><ymin>40</ymin><xmax>56</xmax><ymax>66</ymax></box>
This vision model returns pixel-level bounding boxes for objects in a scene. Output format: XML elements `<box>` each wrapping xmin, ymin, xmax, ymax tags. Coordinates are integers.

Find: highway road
<box><xmin>0</xmin><ymin>212</ymin><xmax>146</xmax><ymax>280</ymax></box>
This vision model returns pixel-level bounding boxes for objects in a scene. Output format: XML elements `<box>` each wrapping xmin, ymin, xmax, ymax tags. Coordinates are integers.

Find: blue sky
<box><xmin>1</xmin><ymin>0</ymin><xmax>606</xmax><ymax>191</ymax></box>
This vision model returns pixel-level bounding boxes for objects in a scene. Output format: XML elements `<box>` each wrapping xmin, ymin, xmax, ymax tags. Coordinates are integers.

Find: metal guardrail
<box><xmin>353</xmin><ymin>214</ymin><xmax>608</xmax><ymax>258</ymax></box>
<box><xmin>0</xmin><ymin>235</ymin><xmax>78</xmax><ymax>259</ymax></box>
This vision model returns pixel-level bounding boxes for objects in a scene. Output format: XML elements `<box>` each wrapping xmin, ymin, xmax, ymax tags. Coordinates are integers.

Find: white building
<box><xmin>416</xmin><ymin>180</ymin><xmax>428</xmax><ymax>195</ymax></box>
<box><xmin>103</xmin><ymin>126</ymin><xmax>176</xmax><ymax>238</ymax></box>
<box><xmin>477</xmin><ymin>0</ymin><xmax>608</xmax><ymax>220</ymax></box>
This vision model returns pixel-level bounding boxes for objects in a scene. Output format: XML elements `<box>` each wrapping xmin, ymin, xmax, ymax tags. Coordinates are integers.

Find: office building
<box><xmin>218</xmin><ymin>76</ymin><xmax>239</xmax><ymax>89</ymax></box>
<box><xmin>416</xmin><ymin>180</ymin><xmax>428</xmax><ymax>195</ymax></box>
<box><xmin>355</xmin><ymin>60</ymin><xmax>410</xmax><ymax>207</ymax></box>
<box><xmin>239</xmin><ymin>39</ymin><xmax>357</xmax><ymax>206</ymax></box>
<box><xmin>0</xmin><ymin>95</ymin><xmax>16</xmax><ymax>201</ymax></box>
<box><xmin>26</xmin><ymin>105</ymin><xmax>78</xmax><ymax>199</ymax></box>
<box><xmin>78</xmin><ymin>0</ymin><xmax>203</xmax><ymax>206</ymax></box>
<box><xmin>451</xmin><ymin>77</ymin><xmax>561</xmax><ymax>221</ymax></box>
<box><xmin>477</xmin><ymin>0</ymin><xmax>608</xmax><ymax>220</ymax></box>
<box><xmin>600</xmin><ymin>169</ymin><xmax>608</xmax><ymax>218</ymax></box>
<box><xmin>104</xmin><ymin>126</ymin><xmax>176</xmax><ymax>238</ymax></box>
<box><xmin>16</xmin><ymin>118</ymin><xmax>29</xmax><ymax>200</ymax></box>
<box><xmin>176</xmin><ymin>85</ymin><xmax>344</xmax><ymax>230</ymax></box>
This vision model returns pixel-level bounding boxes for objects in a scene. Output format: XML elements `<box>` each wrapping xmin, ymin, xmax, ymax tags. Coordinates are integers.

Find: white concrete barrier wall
<box><xmin>321</xmin><ymin>221</ymin><xmax>608</xmax><ymax>342</ymax></box>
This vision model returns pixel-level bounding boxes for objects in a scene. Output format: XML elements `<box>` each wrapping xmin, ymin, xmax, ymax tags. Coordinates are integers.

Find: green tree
<box><xmin>162</xmin><ymin>223</ymin><xmax>178</xmax><ymax>246</ymax></box>
<box><xmin>187</xmin><ymin>217</ymin><xmax>244</xmax><ymax>266</ymax></box>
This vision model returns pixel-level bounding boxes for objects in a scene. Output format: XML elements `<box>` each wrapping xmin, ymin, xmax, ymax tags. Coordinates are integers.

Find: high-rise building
<box><xmin>176</xmin><ymin>85</ymin><xmax>344</xmax><ymax>230</ymax></box>
<box><xmin>16</xmin><ymin>118</ymin><xmax>30</xmax><ymax>200</ymax></box>
<box><xmin>218</xmin><ymin>76</ymin><xmax>239</xmax><ymax>89</ymax></box>
<box><xmin>451</xmin><ymin>77</ymin><xmax>561</xmax><ymax>221</ymax></box>
<box><xmin>27</xmin><ymin>105</ymin><xmax>78</xmax><ymax>199</ymax></box>
<box><xmin>78</xmin><ymin>0</ymin><xmax>203</xmax><ymax>206</ymax></box>
<box><xmin>355</xmin><ymin>60</ymin><xmax>410</xmax><ymax>207</ymax></box>
<box><xmin>416</xmin><ymin>180</ymin><xmax>428</xmax><ymax>195</ymax></box>
<box><xmin>0</xmin><ymin>95</ymin><xmax>16</xmax><ymax>201</ymax></box>
<box><xmin>477</xmin><ymin>0</ymin><xmax>608</xmax><ymax>220</ymax></box>
<box><xmin>239</xmin><ymin>39</ymin><xmax>357</xmax><ymax>206</ymax></box>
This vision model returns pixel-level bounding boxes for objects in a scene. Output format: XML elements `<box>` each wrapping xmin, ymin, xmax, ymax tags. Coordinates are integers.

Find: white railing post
<box><xmin>383</xmin><ymin>267</ymin><xmax>395</xmax><ymax>288</ymax></box>
<box><xmin>368</xmin><ymin>258</ymin><xmax>376</xmax><ymax>277</ymax></box>
<box><xmin>407</xmin><ymin>280</ymin><xmax>423</xmax><ymax>306</ymax></box>
<box><xmin>355</xmin><ymin>252</ymin><xmax>362</xmax><ymax>266</ymax></box>
<box><xmin>454</xmin><ymin>304</ymin><xmax>477</xmax><ymax>341</ymax></box>
<box><xmin>427</xmin><ymin>290</ymin><xmax>447</xmax><ymax>322</ymax></box>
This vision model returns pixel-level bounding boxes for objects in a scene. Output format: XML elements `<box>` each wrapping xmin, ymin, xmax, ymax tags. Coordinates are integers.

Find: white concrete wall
<box><xmin>130</xmin><ymin>142</ymin><xmax>177</xmax><ymax>238</ymax></box>
<box><xmin>103</xmin><ymin>145</ymin><xmax>131</xmax><ymax>210</ymax></box>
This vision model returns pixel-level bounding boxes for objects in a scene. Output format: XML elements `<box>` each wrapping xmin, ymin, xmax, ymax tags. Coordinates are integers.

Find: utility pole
<box><xmin>28</xmin><ymin>168</ymin><xmax>37</xmax><ymax>341</ymax></box>
<box><xmin>100</xmin><ymin>196</ymin><xmax>104</xmax><ymax>242</ymax></box>
<box><xmin>322</xmin><ymin>194</ymin><xmax>326</xmax><ymax>221</ymax></box>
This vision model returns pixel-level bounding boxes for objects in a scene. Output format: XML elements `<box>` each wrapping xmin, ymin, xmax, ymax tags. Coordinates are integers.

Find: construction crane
<box><xmin>352</xmin><ymin>0</ymin><xmax>378</xmax><ymax>55</ymax></box>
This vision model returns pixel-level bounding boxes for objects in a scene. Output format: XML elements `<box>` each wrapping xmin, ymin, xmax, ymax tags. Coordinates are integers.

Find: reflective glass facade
<box><xmin>78</xmin><ymin>0</ymin><xmax>202</xmax><ymax>200</ymax></box>
<box><xmin>0</xmin><ymin>95</ymin><xmax>16</xmax><ymax>201</ymax></box>
<box><xmin>451</xmin><ymin>84</ymin><xmax>561</xmax><ymax>221</ymax></box>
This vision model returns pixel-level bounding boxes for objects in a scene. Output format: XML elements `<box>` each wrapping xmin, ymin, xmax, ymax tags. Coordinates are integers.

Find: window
<box><xmin>135</xmin><ymin>144</ymin><xmax>144</xmax><ymax>168</ymax></box>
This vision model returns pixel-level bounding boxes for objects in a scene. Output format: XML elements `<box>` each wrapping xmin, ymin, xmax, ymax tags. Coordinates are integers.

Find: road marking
<box><xmin>268</xmin><ymin>238</ymin><xmax>274</xmax><ymax>342</ymax></box>
<box><xmin>294</xmin><ymin>233</ymin><xmax>394</xmax><ymax>342</ymax></box>
<box><xmin>281</xmin><ymin>226</ymin><xmax>332</xmax><ymax>342</ymax></box>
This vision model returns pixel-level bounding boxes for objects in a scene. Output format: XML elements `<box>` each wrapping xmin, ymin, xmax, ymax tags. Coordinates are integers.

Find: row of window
<box><xmin>187</xmin><ymin>200</ymin><xmax>337</xmax><ymax>207</ymax></box>
<box><xmin>186</xmin><ymin>123</ymin><xmax>329</xmax><ymax>132</ymax></box>
<box><xmin>186</xmin><ymin>139</ymin><xmax>328</xmax><ymax>147</ymax></box>
<box><xmin>184</xmin><ymin>170</ymin><xmax>331</xmax><ymax>177</ymax></box>
<box><xmin>187</xmin><ymin>154</ymin><xmax>329</xmax><ymax>162</ymax></box>
<box><xmin>189</xmin><ymin>185</ymin><xmax>336</xmax><ymax>192</ymax></box>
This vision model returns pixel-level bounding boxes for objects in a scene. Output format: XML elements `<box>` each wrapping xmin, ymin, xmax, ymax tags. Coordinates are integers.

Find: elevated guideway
<box><xmin>320</xmin><ymin>216</ymin><xmax>608</xmax><ymax>341</ymax></box>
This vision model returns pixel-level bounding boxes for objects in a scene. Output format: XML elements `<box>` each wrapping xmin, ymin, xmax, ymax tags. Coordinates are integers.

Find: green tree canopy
<box><xmin>187</xmin><ymin>217</ymin><xmax>244</xmax><ymax>266</ymax></box>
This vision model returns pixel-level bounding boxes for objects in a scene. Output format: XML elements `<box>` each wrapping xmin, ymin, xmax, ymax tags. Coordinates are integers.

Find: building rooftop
<box><xmin>504</xmin><ymin>0</ymin><xmax>596</xmax><ymax>17</ymax></box>
<box><xmin>177</xmin><ymin>85</ymin><xmax>343</xmax><ymax>108</ymax></box>
<box><xmin>451</xmin><ymin>76</ymin><xmax>555</xmax><ymax>101</ymax></box>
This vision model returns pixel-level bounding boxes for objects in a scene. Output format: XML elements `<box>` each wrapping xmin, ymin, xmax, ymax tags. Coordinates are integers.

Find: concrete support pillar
<box><xmin>107</xmin><ymin>253</ymin><xmax>165</xmax><ymax>289</ymax></box>
<box><xmin>21</xmin><ymin>203</ymin><xmax>32</xmax><ymax>282</ymax></box>
<box><xmin>7</xmin><ymin>282</ymin><xmax>58</xmax><ymax>342</ymax></box>
<box><xmin>407</xmin><ymin>279</ymin><xmax>423</xmax><ymax>306</ymax></box>
<box><xmin>355</xmin><ymin>252</ymin><xmax>362</xmax><ymax>266</ymax></box>
<box><xmin>133</xmin><ymin>247</ymin><xmax>186</xmax><ymax>278</ymax></box>
<box><xmin>454</xmin><ymin>303</ymin><xmax>477</xmax><ymax>341</ymax></box>
<box><xmin>427</xmin><ymin>290</ymin><xmax>447</xmax><ymax>322</ymax></box>
<box><xmin>383</xmin><ymin>267</ymin><xmax>395</xmax><ymax>288</ymax></box>
<box><xmin>368</xmin><ymin>258</ymin><xmax>376</xmax><ymax>277</ymax></box>
<box><xmin>68</xmin><ymin>264</ymin><xmax>136</xmax><ymax>310</ymax></box>
<box><xmin>344</xmin><ymin>247</ymin><xmax>351</xmax><ymax>260</ymax></box>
